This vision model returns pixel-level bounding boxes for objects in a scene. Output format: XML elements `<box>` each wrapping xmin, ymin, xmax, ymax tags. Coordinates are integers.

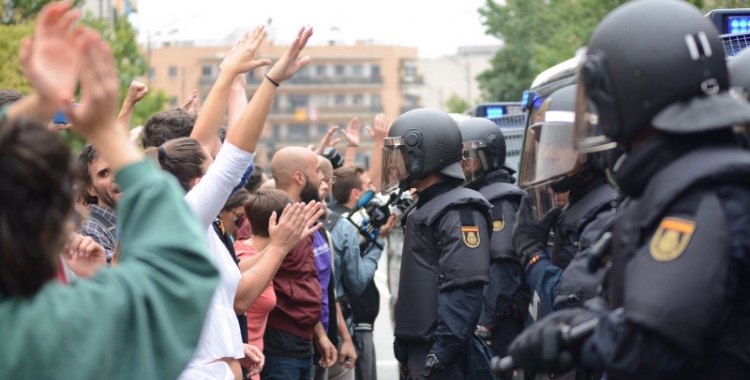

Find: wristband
<box><xmin>265</xmin><ymin>74</ymin><xmax>280</xmax><ymax>87</ymax></box>
<box><xmin>525</xmin><ymin>253</ymin><xmax>549</xmax><ymax>274</ymax></box>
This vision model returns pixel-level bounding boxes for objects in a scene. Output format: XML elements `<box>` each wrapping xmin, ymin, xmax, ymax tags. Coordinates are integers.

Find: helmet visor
<box><xmin>461</xmin><ymin>141</ymin><xmax>491</xmax><ymax>185</ymax></box>
<box><xmin>526</xmin><ymin>183</ymin><xmax>569</xmax><ymax>221</ymax></box>
<box><xmin>381</xmin><ymin>137</ymin><xmax>409</xmax><ymax>195</ymax></box>
<box><xmin>573</xmin><ymin>58</ymin><xmax>618</xmax><ymax>153</ymax></box>
<box><xmin>519</xmin><ymin>111</ymin><xmax>584</xmax><ymax>189</ymax></box>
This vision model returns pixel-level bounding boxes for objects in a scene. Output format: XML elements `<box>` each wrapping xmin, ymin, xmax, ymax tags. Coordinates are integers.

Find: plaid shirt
<box><xmin>80</xmin><ymin>204</ymin><xmax>118</xmax><ymax>262</ymax></box>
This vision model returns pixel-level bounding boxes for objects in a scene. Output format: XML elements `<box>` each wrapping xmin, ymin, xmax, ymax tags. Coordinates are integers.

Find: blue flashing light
<box><xmin>728</xmin><ymin>16</ymin><xmax>750</xmax><ymax>34</ymax></box>
<box><xmin>521</xmin><ymin>90</ymin><xmax>538</xmax><ymax>111</ymax></box>
<box><xmin>485</xmin><ymin>106</ymin><xmax>506</xmax><ymax>119</ymax></box>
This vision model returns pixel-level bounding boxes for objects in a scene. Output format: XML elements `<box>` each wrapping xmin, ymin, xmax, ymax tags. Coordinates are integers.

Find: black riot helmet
<box><xmin>574</xmin><ymin>0</ymin><xmax>750</xmax><ymax>153</ymax></box>
<box><xmin>458</xmin><ymin>117</ymin><xmax>510</xmax><ymax>186</ymax></box>
<box><xmin>381</xmin><ymin>108</ymin><xmax>465</xmax><ymax>194</ymax></box>
<box><xmin>520</xmin><ymin>84</ymin><xmax>608</xmax><ymax>193</ymax></box>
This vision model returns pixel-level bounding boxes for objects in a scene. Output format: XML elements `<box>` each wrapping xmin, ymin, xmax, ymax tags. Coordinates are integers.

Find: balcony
<box><xmin>400</xmin><ymin>104</ymin><xmax>422</xmax><ymax>114</ymax></box>
<box><xmin>400</xmin><ymin>75</ymin><xmax>424</xmax><ymax>85</ymax></box>
<box><xmin>268</xmin><ymin>104</ymin><xmax>384</xmax><ymax>119</ymax></box>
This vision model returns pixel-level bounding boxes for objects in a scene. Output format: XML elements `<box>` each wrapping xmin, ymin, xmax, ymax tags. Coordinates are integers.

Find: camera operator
<box><xmin>326</xmin><ymin>165</ymin><xmax>396</xmax><ymax>380</ymax></box>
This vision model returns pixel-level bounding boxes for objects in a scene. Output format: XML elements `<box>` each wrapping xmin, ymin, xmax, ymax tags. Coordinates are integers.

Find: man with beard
<box><xmin>265</xmin><ymin>147</ymin><xmax>337</xmax><ymax>380</ymax></box>
<box><xmin>78</xmin><ymin>144</ymin><xmax>122</xmax><ymax>262</ymax></box>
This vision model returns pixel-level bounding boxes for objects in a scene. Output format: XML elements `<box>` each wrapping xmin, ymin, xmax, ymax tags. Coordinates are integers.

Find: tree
<box><xmin>1</xmin><ymin>0</ymin><xmax>82</xmax><ymax>25</ymax></box>
<box><xmin>445</xmin><ymin>93</ymin><xmax>470</xmax><ymax>114</ymax></box>
<box><xmin>0</xmin><ymin>23</ymin><xmax>33</xmax><ymax>93</ymax></box>
<box><xmin>477</xmin><ymin>0</ymin><xmax>748</xmax><ymax>102</ymax></box>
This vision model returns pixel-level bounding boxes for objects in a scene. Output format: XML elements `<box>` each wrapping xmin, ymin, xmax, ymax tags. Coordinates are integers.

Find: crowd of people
<box><xmin>3</xmin><ymin>0</ymin><xmax>750</xmax><ymax>379</ymax></box>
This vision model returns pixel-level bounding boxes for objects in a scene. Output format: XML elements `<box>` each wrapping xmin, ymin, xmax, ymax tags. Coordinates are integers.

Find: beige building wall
<box><xmin>147</xmin><ymin>40</ymin><xmax>420</xmax><ymax>172</ymax></box>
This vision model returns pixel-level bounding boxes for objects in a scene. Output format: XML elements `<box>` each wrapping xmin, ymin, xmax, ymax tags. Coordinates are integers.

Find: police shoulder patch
<box><xmin>649</xmin><ymin>217</ymin><xmax>696</xmax><ymax>262</ymax></box>
<box><xmin>492</xmin><ymin>215</ymin><xmax>505</xmax><ymax>232</ymax></box>
<box><xmin>461</xmin><ymin>226</ymin><xmax>481</xmax><ymax>248</ymax></box>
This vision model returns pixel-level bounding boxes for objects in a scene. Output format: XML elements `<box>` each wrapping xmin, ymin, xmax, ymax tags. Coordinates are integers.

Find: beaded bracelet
<box><xmin>525</xmin><ymin>253</ymin><xmax>549</xmax><ymax>274</ymax></box>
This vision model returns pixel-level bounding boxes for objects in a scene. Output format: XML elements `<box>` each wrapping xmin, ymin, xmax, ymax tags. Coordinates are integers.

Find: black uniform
<box><xmin>394</xmin><ymin>182</ymin><xmax>492</xmax><ymax>379</ymax></box>
<box><xmin>579</xmin><ymin>143</ymin><xmax>750</xmax><ymax>379</ymax></box>
<box><xmin>470</xmin><ymin>170</ymin><xmax>526</xmax><ymax>356</ymax></box>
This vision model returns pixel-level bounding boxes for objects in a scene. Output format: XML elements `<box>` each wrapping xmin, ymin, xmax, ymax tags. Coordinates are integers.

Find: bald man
<box><xmin>262</xmin><ymin>147</ymin><xmax>336</xmax><ymax>380</ymax></box>
<box><xmin>318</xmin><ymin>155</ymin><xmax>334</xmax><ymax>203</ymax></box>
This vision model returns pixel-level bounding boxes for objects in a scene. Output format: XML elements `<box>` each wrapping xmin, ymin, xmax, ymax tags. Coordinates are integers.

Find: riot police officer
<box><xmin>508</xmin><ymin>1</ymin><xmax>750</xmax><ymax>378</ymax></box>
<box><xmin>385</xmin><ymin>108</ymin><xmax>493</xmax><ymax>379</ymax></box>
<box><xmin>513</xmin><ymin>84</ymin><xmax>617</xmax><ymax>320</ymax></box>
<box><xmin>458</xmin><ymin>118</ymin><xmax>527</xmax><ymax>357</ymax></box>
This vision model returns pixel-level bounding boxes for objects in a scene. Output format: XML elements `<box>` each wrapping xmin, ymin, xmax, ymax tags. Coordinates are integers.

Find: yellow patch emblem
<box><xmin>492</xmin><ymin>216</ymin><xmax>505</xmax><ymax>232</ymax></box>
<box><xmin>649</xmin><ymin>217</ymin><xmax>696</xmax><ymax>262</ymax></box>
<box><xmin>461</xmin><ymin>226</ymin><xmax>481</xmax><ymax>248</ymax></box>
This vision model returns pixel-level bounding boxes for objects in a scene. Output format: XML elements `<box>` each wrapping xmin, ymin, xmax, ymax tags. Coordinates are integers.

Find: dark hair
<box><xmin>0</xmin><ymin>119</ymin><xmax>74</xmax><ymax>296</ymax></box>
<box><xmin>0</xmin><ymin>89</ymin><xmax>23</xmax><ymax>109</ymax></box>
<box><xmin>77</xmin><ymin>144</ymin><xmax>100</xmax><ymax>206</ymax></box>
<box><xmin>223</xmin><ymin>188</ymin><xmax>251</xmax><ymax>212</ymax></box>
<box><xmin>243</xmin><ymin>189</ymin><xmax>292</xmax><ymax>237</ymax></box>
<box><xmin>243</xmin><ymin>166</ymin><xmax>265</xmax><ymax>194</ymax></box>
<box><xmin>144</xmin><ymin>137</ymin><xmax>207</xmax><ymax>192</ymax></box>
<box><xmin>141</xmin><ymin>109</ymin><xmax>197</xmax><ymax>148</ymax></box>
<box><xmin>332</xmin><ymin>165</ymin><xmax>365</xmax><ymax>205</ymax></box>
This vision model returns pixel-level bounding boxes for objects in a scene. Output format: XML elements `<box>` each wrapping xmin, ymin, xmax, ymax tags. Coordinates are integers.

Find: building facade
<box><xmin>147</xmin><ymin>40</ymin><xmax>421</xmax><ymax>171</ymax></box>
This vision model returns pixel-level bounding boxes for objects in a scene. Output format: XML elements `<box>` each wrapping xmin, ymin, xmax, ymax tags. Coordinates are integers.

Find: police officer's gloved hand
<box><xmin>420</xmin><ymin>353</ymin><xmax>446</xmax><ymax>377</ymax></box>
<box><xmin>512</xmin><ymin>196</ymin><xmax>562</xmax><ymax>263</ymax></box>
<box><xmin>507</xmin><ymin>308</ymin><xmax>598</xmax><ymax>373</ymax></box>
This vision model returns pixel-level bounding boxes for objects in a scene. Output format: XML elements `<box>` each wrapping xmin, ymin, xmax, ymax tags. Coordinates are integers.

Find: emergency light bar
<box><xmin>706</xmin><ymin>9</ymin><xmax>750</xmax><ymax>35</ymax></box>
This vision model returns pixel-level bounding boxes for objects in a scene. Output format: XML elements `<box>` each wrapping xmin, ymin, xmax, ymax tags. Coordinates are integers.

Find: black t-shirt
<box><xmin>263</xmin><ymin>326</ymin><xmax>313</xmax><ymax>358</ymax></box>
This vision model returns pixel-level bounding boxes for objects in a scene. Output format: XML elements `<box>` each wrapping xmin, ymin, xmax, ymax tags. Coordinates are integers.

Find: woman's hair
<box><xmin>244</xmin><ymin>189</ymin><xmax>293</xmax><ymax>238</ymax></box>
<box><xmin>0</xmin><ymin>119</ymin><xmax>74</xmax><ymax>296</ymax></box>
<box><xmin>144</xmin><ymin>137</ymin><xmax>207</xmax><ymax>192</ymax></box>
<box><xmin>222</xmin><ymin>188</ymin><xmax>250</xmax><ymax>212</ymax></box>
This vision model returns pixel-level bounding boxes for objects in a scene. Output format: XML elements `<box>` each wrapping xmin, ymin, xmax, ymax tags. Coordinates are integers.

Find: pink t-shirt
<box><xmin>234</xmin><ymin>240</ymin><xmax>277</xmax><ymax>376</ymax></box>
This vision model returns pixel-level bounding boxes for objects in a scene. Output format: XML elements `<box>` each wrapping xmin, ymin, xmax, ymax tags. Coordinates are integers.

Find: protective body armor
<box><xmin>551</xmin><ymin>181</ymin><xmax>617</xmax><ymax>270</ymax></box>
<box><xmin>607</xmin><ymin>147</ymin><xmax>750</xmax><ymax>378</ymax></box>
<box><xmin>477</xmin><ymin>181</ymin><xmax>525</xmax><ymax>261</ymax></box>
<box><xmin>394</xmin><ymin>187</ymin><xmax>491</xmax><ymax>341</ymax></box>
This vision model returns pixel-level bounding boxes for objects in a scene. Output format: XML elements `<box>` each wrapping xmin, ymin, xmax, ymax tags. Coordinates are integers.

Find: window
<box><xmin>169</xmin><ymin>66</ymin><xmax>178</xmax><ymax>78</ymax></box>
<box><xmin>352</xmin><ymin>64</ymin><xmax>363</xmax><ymax>76</ymax></box>
<box><xmin>169</xmin><ymin>97</ymin><xmax>177</xmax><ymax>107</ymax></box>
<box><xmin>317</xmin><ymin>124</ymin><xmax>329</xmax><ymax>135</ymax></box>
<box><xmin>246</xmin><ymin>70</ymin><xmax>255</xmax><ymax>81</ymax></box>
<box><xmin>371</xmin><ymin>94</ymin><xmax>381</xmax><ymax>107</ymax></box>
<box><xmin>272</xmin><ymin>124</ymin><xmax>281</xmax><ymax>140</ymax></box>
<box><xmin>201</xmin><ymin>65</ymin><xmax>212</xmax><ymax>77</ymax></box>
<box><xmin>316</xmin><ymin>65</ymin><xmax>327</xmax><ymax>76</ymax></box>
<box><xmin>335</xmin><ymin>65</ymin><xmax>345</xmax><ymax>75</ymax></box>
<box><xmin>352</xmin><ymin>94</ymin><xmax>364</xmax><ymax>105</ymax></box>
<box><xmin>371</xmin><ymin>64</ymin><xmax>381</xmax><ymax>77</ymax></box>
<box><xmin>297</xmin><ymin>66</ymin><xmax>310</xmax><ymax>77</ymax></box>
<box><xmin>148</xmin><ymin>67</ymin><xmax>155</xmax><ymax>80</ymax></box>
<box><xmin>406</xmin><ymin>94</ymin><xmax>420</xmax><ymax>106</ymax></box>
<box><xmin>288</xmin><ymin>94</ymin><xmax>309</xmax><ymax>108</ymax></box>
<box><xmin>287</xmin><ymin>124</ymin><xmax>310</xmax><ymax>143</ymax></box>
<box><xmin>334</xmin><ymin>94</ymin><xmax>346</xmax><ymax>105</ymax></box>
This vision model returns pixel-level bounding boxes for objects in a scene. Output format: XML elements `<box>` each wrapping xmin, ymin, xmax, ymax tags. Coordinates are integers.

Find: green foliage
<box><xmin>445</xmin><ymin>93</ymin><xmax>470</xmax><ymax>114</ymax></box>
<box><xmin>0</xmin><ymin>0</ymin><xmax>83</xmax><ymax>25</ymax></box>
<box><xmin>0</xmin><ymin>23</ymin><xmax>33</xmax><ymax>93</ymax></box>
<box><xmin>478</xmin><ymin>0</ymin><xmax>749</xmax><ymax>102</ymax></box>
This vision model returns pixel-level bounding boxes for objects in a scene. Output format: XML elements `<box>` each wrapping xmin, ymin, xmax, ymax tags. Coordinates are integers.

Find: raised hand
<box><xmin>62</xmin><ymin>233</ymin><xmax>107</xmax><ymax>279</ymax></box>
<box><xmin>67</xmin><ymin>29</ymin><xmax>120</xmax><ymax>138</ymax></box>
<box><xmin>339</xmin><ymin>116</ymin><xmax>362</xmax><ymax>147</ymax></box>
<box><xmin>265</xmin><ymin>26</ymin><xmax>313</xmax><ymax>83</ymax></box>
<box><xmin>25</xmin><ymin>1</ymin><xmax>82</xmax><ymax>109</ymax></box>
<box><xmin>180</xmin><ymin>90</ymin><xmax>202</xmax><ymax>115</ymax></box>
<box><xmin>313</xmin><ymin>125</ymin><xmax>341</xmax><ymax>154</ymax></box>
<box><xmin>366</xmin><ymin>113</ymin><xmax>390</xmax><ymax>141</ymax></box>
<box><xmin>220</xmin><ymin>26</ymin><xmax>272</xmax><ymax>76</ymax></box>
<box><xmin>126</xmin><ymin>80</ymin><xmax>149</xmax><ymax>104</ymax></box>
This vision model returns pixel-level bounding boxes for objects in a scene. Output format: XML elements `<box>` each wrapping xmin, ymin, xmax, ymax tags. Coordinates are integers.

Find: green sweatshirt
<box><xmin>0</xmin><ymin>160</ymin><xmax>220</xmax><ymax>380</ymax></box>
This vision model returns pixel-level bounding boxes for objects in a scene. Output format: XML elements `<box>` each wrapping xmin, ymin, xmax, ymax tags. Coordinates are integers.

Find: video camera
<box><xmin>345</xmin><ymin>190</ymin><xmax>414</xmax><ymax>250</ymax></box>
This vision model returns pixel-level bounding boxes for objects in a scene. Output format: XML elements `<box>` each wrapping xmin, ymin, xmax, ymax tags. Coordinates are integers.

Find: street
<box><xmin>374</xmin><ymin>250</ymin><xmax>399</xmax><ymax>380</ymax></box>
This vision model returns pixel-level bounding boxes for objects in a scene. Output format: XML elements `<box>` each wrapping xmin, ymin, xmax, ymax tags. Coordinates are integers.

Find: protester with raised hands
<box><xmin>0</xmin><ymin>2</ymin><xmax>221</xmax><ymax>380</ymax></box>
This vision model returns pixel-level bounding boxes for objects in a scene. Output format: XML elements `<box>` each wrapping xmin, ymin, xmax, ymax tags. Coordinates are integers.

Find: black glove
<box><xmin>420</xmin><ymin>353</ymin><xmax>446</xmax><ymax>377</ymax></box>
<box><xmin>508</xmin><ymin>308</ymin><xmax>598</xmax><ymax>373</ymax></box>
<box><xmin>393</xmin><ymin>337</ymin><xmax>409</xmax><ymax>365</ymax></box>
<box><xmin>512</xmin><ymin>195</ymin><xmax>561</xmax><ymax>263</ymax></box>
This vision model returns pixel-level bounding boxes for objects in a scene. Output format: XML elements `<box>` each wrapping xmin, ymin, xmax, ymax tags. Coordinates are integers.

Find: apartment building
<box><xmin>148</xmin><ymin>39</ymin><xmax>421</xmax><ymax>170</ymax></box>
